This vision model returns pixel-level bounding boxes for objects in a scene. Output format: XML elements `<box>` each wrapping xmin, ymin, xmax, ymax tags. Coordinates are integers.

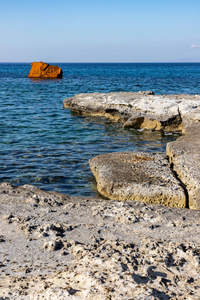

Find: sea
<box><xmin>0</xmin><ymin>63</ymin><xmax>200</xmax><ymax>197</ymax></box>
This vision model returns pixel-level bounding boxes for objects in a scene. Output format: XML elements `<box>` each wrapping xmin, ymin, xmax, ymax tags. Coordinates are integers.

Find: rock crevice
<box><xmin>168</xmin><ymin>161</ymin><xmax>190</xmax><ymax>209</ymax></box>
<box><xmin>167</xmin><ymin>124</ymin><xmax>200</xmax><ymax>210</ymax></box>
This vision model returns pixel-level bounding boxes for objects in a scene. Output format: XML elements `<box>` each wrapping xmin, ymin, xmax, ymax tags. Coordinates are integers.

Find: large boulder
<box><xmin>89</xmin><ymin>151</ymin><xmax>186</xmax><ymax>208</ymax></box>
<box><xmin>28</xmin><ymin>62</ymin><xmax>63</xmax><ymax>79</ymax></box>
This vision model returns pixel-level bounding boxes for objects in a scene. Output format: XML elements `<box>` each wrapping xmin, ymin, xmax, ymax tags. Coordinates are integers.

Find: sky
<box><xmin>0</xmin><ymin>0</ymin><xmax>200</xmax><ymax>62</ymax></box>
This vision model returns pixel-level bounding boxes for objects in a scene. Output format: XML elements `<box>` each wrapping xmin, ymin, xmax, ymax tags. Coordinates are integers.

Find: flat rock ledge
<box><xmin>63</xmin><ymin>91</ymin><xmax>200</xmax><ymax>132</ymax></box>
<box><xmin>0</xmin><ymin>182</ymin><xmax>200</xmax><ymax>299</ymax></box>
<box><xmin>64</xmin><ymin>91</ymin><xmax>200</xmax><ymax>210</ymax></box>
<box><xmin>89</xmin><ymin>151</ymin><xmax>186</xmax><ymax>208</ymax></box>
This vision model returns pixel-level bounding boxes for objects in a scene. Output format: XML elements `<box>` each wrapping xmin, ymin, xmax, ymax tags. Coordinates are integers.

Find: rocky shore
<box><xmin>63</xmin><ymin>91</ymin><xmax>200</xmax><ymax>132</ymax></box>
<box><xmin>0</xmin><ymin>182</ymin><xmax>200</xmax><ymax>299</ymax></box>
<box><xmin>64</xmin><ymin>91</ymin><xmax>200</xmax><ymax>210</ymax></box>
<box><xmin>1</xmin><ymin>92</ymin><xmax>200</xmax><ymax>299</ymax></box>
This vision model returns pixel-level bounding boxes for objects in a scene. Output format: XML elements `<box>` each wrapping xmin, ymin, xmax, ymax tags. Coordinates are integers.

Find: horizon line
<box><xmin>1</xmin><ymin>61</ymin><xmax>200</xmax><ymax>64</ymax></box>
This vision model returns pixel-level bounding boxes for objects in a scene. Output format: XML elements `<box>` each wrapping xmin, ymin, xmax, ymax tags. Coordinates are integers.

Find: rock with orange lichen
<box><xmin>28</xmin><ymin>62</ymin><xmax>63</xmax><ymax>79</ymax></box>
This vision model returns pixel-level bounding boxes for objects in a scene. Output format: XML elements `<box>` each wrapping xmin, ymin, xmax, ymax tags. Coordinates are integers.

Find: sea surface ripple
<box><xmin>0</xmin><ymin>63</ymin><xmax>199</xmax><ymax>196</ymax></box>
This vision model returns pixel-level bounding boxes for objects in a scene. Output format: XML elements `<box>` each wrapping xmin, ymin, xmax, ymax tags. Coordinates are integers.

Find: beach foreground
<box><xmin>0</xmin><ymin>182</ymin><xmax>200</xmax><ymax>299</ymax></box>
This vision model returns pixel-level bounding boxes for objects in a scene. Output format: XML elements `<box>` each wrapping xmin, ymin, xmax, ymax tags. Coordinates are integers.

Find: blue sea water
<box><xmin>0</xmin><ymin>63</ymin><xmax>200</xmax><ymax>197</ymax></box>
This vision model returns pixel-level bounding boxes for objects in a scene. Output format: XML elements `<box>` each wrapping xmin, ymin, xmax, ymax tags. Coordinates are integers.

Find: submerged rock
<box><xmin>28</xmin><ymin>61</ymin><xmax>63</xmax><ymax>78</ymax></box>
<box><xmin>89</xmin><ymin>151</ymin><xmax>186</xmax><ymax>208</ymax></box>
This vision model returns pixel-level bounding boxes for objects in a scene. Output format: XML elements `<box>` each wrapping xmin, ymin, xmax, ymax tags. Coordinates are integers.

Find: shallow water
<box><xmin>0</xmin><ymin>63</ymin><xmax>199</xmax><ymax>196</ymax></box>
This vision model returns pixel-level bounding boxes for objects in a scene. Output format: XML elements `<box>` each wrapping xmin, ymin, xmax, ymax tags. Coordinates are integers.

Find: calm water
<box><xmin>0</xmin><ymin>63</ymin><xmax>200</xmax><ymax>196</ymax></box>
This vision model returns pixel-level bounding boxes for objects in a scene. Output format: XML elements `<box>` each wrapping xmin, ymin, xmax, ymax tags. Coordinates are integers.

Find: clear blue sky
<box><xmin>1</xmin><ymin>0</ymin><xmax>200</xmax><ymax>62</ymax></box>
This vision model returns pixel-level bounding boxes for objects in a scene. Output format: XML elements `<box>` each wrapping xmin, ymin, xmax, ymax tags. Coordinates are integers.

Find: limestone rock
<box><xmin>64</xmin><ymin>91</ymin><xmax>200</xmax><ymax>210</ymax></box>
<box><xmin>89</xmin><ymin>151</ymin><xmax>186</xmax><ymax>207</ymax></box>
<box><xmin>167</xmin><ymin>124</ymin><xmax>200</xmax><ymax>210</ymax></box>
<box><xmin>63</xmin><ymin>92</ymin><xmax>200</xmax><ymax>132</ymax></box>
<box><xmin>28</xmin><ymin>62</ymin><xmax>63</xmax><ymax>78</ymax></box>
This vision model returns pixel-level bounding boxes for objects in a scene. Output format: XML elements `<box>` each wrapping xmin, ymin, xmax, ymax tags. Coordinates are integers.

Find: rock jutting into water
<box><xmin>28</xmin><ymin>61</ymin><xmax>63</xmax><ymax>79</ymax></box>
<box><xmin>1</xmin><ymin>91</ymin><xmax>200</xmax><ymax>299</ymax></box>
<box><xmin>63</xmin><ymin>91</ymin><xmax>200</xmax><ymax>131</ymax></box>
<box><xmin>64</xmin><ymin>91</ymin><xmax>200</xmax><ymax>209</ymax></box>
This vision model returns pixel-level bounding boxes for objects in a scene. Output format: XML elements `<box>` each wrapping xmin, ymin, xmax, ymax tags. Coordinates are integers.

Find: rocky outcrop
<box><xmin>89</xmin><ymin>151</ymin><xmax>186</xmax><ymax>208</ymax></box>
<box><xmin>63</xmin><ymin>91</ymin><xmax>200</xmax><ymax>132</ymax></box>
<box><xmin>0</xmin><ymin>182</ymin><xmax>200</xmax><ymax>299</ymax></box>
<box><xmin>167</xmin><ymin>124</ymin><xmax>200</xmax><ymax>210</ymax></box>
<box><xmin>28</xmin><ymin>62</ymin><xmax>63</xmax><ymax>79</ymax></box>
<box><xmin>64</xmin><ymin>91</ymin><xmax>200</xmax><ymax>209</ymax></box>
